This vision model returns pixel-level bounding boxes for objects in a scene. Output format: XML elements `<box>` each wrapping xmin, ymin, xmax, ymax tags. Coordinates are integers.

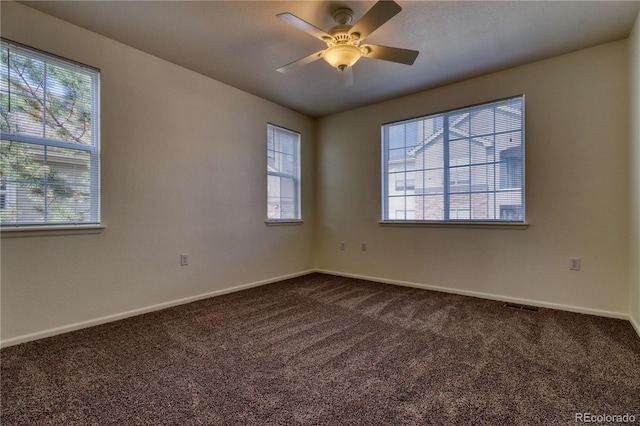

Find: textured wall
<box><xmin>0</xmin><ymin>2</ymin><xmax>316</xmax><ymax>344</ymax></box>
<box><xmin>316</xmin><ymin>40</ymin><xmax>630</xmax><ymax>317</ymax></box>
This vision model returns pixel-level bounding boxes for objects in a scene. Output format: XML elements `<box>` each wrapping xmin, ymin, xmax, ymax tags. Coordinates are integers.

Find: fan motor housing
<box><xmin>326</xmin><ymin>28</ymin><xmax>360</xmax><ymax>48</ymax></box>
<box><xmin>332</xmin><ymin>7</ymin><xmax>353</xmax><ymax>25</ymax></box>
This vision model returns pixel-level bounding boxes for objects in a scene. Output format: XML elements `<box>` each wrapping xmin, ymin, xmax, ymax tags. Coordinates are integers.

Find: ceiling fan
<box><xmin>276</xmin><ymin>0</ymin><xmax>419</xmax><ymax>87</ymax></box>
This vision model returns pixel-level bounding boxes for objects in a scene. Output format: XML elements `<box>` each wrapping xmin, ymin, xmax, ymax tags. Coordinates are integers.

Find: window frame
<box><xmin>266</xmin><ymin>123</ymin><xmax>302</xmax><ymax>224</ymax></box>
<box><xmin>0</xmin><ymin>39</ymin><xmax>101</xmax><ymax>230</ymax></box>
<box><xmin>381</xmin><ymin>95</ymin><xmax>526</xmax><ymax>227</ymax></box>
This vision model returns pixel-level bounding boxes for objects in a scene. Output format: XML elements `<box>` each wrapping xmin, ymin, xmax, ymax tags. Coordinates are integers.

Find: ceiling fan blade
<box><xmin>277</xmin><ymin>50</ymin><xmax>324</xmax><ymax>73</ymax></box>
<box><xmin>277</xmin><ymin>12</ymin><xmax>332</xmax><ymax>41</ymax></box>
<box><xmin>349</xmin><ymin>1</ymin><xmax>402</xmax><ymax>41</ymax></box>
<box><xmin>338</xmin><ymin>67</ymin><xmax>354</xmax><ymax>87</ymax></box>
<box><xmin>362</xmin><ymin>44</ymin><xmax>419</xmax><ymax>65</ymax></box>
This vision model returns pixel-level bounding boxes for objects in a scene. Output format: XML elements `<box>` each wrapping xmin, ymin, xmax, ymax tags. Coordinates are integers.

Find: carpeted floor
<box><xmin>2</xmin><ymin>273</ymin><xmax>639</xmax><ymax>425</ymax></box>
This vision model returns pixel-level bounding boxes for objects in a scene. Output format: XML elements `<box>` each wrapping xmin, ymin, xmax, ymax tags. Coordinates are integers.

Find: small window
<box><xmin>395</xmin><ymin>209</ymin><xmax>415</xmax><ymax>220</ymax></box>
<box><xmin>500</xmin><ymin>205</ymin><xmax>523</xmax><ymax>221</ymax></box>
<box><xmin>382</xmin><ymin>95</ymin><xmax>525</xmax><ymax>223</ymax></box>
<box><xmin>395</xmin><ymin>178</ymin><xmax>415</xmax><ymax>191</ymax></box>
<box><xmin>449</xmin><ymin>157</ymin><xmax>470</xmax><ymax>186</ymax></box>
<box><xmin>0</xmin><ymin>179</ymin><xmax>6</xmax><ymax>210</ymax></box>
<box><xmin>0</xmin><ymin>39</ymin><xmax>100</xmax><ymax>227</ymax></box>
<box><xmin>267</xmin><ymin>124</ymin><xmax>300</xmax><ymax>220</ymax></box>
<box><xmin>449</xmin><ymin>208</ymin><xmax>471</xmax><ymax>220</ymax></box>
<box><xmin>499</xmin><ymin>147</ymin><xmax>523</xmax><ymax>189</ymax></box>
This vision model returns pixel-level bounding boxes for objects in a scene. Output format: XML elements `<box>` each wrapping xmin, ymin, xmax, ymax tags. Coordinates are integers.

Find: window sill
<box><xmin>265</xmin><ymin>220</ymin><xmax>304</xmax><ymax>226</ymax></box>
<box><xmin>1</xmin><ymin>224</ymin><xmax>105</xmax><ymax>238</ymax></box>
<box><xmin>379</xmin><ymin>221</ymin><xmax>529</xmax><ymax>230</ymax></box>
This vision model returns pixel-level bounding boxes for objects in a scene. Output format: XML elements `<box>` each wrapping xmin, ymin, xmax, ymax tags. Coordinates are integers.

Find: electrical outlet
<box><xmin>340</xmin><ymin>242</ymin><xmax>346</xmax><ymax>251</ymax></box>
<box><xmin>180</xmin><ymin>254</ymin><xmax>189</xmax><ymax>266</ymax></box>
<box><xmin>569</xmin><ymin>257</ymin><xmax>580</xmax><ymax>271</ymax></box>
<box><xmin>361</xmin><ymin>243</ymin><xmax>367</xmax><ymax>252</ymax></box>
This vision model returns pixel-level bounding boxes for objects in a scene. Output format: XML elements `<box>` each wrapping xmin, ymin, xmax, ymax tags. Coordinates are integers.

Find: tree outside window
<box><xmin>0</xmin><ymin>40</ymin><xmax>100</xmax><ymax>226</ymax></box>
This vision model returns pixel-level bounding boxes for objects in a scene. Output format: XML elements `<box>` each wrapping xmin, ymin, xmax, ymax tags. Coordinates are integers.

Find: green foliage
<box><xmin>1</xmin><ymin>46</ymin><xmax>93</xmax><ymax>223</ymax></box>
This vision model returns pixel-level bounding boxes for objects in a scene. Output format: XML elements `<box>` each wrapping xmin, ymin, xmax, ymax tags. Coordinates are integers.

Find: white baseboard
<box><xmin>631</xmin><ymin>315</ymin><xmax>640</xmax><ymax>338</ymax></box>
<box><xmin>0</xmin><ymin>269</ymin><xmax>315</xmax><ymax>348</ymax></box>
<box><xmin>315</xmin><ymin>269</ymin><xmax>632</xmax><ymax>322</ymax></box>
<box><xmin>3</xmin><ymin>268</ymin><xmax>638</xmax><ymax>347</ymax></box>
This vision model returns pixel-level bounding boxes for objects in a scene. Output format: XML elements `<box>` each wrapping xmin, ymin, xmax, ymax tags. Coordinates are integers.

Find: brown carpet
<box><xmin>2</xmin><ymin>273</ymin><xmax>639</xmax><ymax>425</ymax></box>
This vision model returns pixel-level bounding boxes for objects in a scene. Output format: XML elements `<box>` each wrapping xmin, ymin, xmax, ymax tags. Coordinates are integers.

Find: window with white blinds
<box><xmin>267</xmin><ymin>124</ymin><xmax>300</xmax><ymax>221</ymax></box>
<box><xmin>0</xmin><ymin>39</ymin><xmax>100</xmax><ymax>227</ymax></box>
<box><xmin>382</xmin><ymin>95</ymin><xmax>525</xmax><ymax>223</ymax></box>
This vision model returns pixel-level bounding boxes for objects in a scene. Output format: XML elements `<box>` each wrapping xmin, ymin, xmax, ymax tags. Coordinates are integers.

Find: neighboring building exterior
<box><xmin>385</xmin><ymin>97</ymin><xmax>524</xmax><ymax>221</ymax></box>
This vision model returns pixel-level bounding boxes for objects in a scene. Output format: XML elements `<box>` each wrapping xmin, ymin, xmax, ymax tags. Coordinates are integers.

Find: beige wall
<box><xmin>316</xmin><ymin>40</ymin><xmax>630</xmax><ymax>317</ymax></box>
<box><xmin>1</xmin><ymin>2</ymin><xmax>637</xmax><ymax>346</ymax></box>
<box><xmin>630</xmin><ymin>11</ymin><xmax>640</xmax><ymax>333</ymax></box>
<box><xmin>0</xmin><ymin>2</ymin><xmax>316</xmax><ymax>344</ymax></box>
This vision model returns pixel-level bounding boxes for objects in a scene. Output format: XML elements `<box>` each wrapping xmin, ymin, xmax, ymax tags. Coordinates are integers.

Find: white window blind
<box><xmin>267</xmin><ymin>123</ymin><xmax>300</xmax><ymax>220</ymax></box>
<box><xmin>382</xmin><ymin>95</ymin><xmax>524</xmax><ymax>223</ymax></box>
<box><xmin>0</xmin><ymin>39</ymin><xmax>100</xmax><ymax>227</ymax></box>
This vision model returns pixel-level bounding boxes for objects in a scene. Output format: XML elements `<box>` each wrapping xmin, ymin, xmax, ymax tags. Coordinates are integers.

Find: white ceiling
<box><xmin>19</xmin><ymin>0</ymin><xmax>640</xmax><ymax>117</ymax></box>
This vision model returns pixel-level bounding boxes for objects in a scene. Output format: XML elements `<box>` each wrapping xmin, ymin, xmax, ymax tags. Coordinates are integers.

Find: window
<box><xmin>382</xmin><ymin>95</ymin><xmax>524</xmax><ymax>223</ymax></box>
<box><xmin>0</xmin><ymin>179</ymin><xmax>6</xmax><ymax>210</ymax></box>
<box><xmin>499</xmin><ymin>146</ymin><xmax>523</xmax><ymax>189</ymax></box>
<box><xmin>449</xmin><ymin>156</ymin><xmax>470</xmax><ymax>186</ymax></box>
<box><xmin>395</xmin><ymin>209</ymin><xmax>415</xmax><ymax>220</ymax></box>
<box><xmin>449</xmin><ymin>208</ymin><xmax>471</xmax><ymax>220</ymax></box>
<box><xmin>395</xmin><ymin>178</ymin><xmax>415</xmax><ymax>191</ymax></box>
<box><xmin>267</xmin><ymin>124</ymin><xmax>300</xmax><ymax>220</ymax></box>
<box><xmin>500</xmin><ymin>205</ymin><xmax>523</xmax><ymax>221</ymax></box>
<box><xmin>0</xmin><ymin>39</ymin><xmax>100</xmax><ymax>227</ymax></box>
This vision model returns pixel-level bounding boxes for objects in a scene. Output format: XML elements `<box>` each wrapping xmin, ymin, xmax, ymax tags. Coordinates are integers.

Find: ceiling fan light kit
<box><xmin>323</xmin><ymin>44</ymin><xmax>362</xmax><ymax>70</ymax></box>
<box><xmin>276</xmin><ymin>0</ymin><xmax>419</xmax><ymax>86</ymax></box>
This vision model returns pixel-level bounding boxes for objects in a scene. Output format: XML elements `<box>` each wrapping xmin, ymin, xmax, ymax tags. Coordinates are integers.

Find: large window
<box><xmin>267</xmin><ymin>123</ymin><xmax>300</xmax><ymax>221</ymax></box>
<box><xmin>0</xmin><ymin>39</ymin><xmax>100</xmax><ymax>227</ymax></box>
<box><xmin>382</xmin><ymin>95</ymin><xmax>524</xmax><ymax>223</ymax></box>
